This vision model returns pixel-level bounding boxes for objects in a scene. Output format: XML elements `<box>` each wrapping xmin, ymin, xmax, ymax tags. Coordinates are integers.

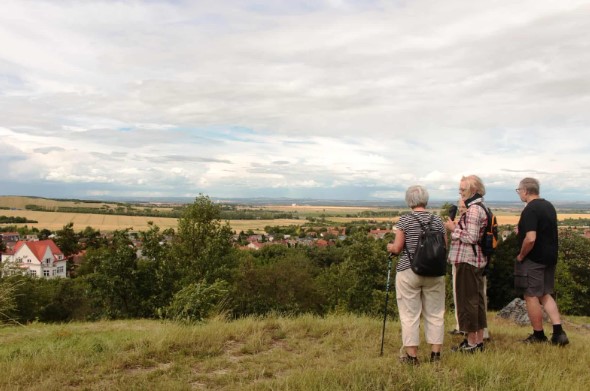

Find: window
<box><xmin>27</xmin><ymin>259</ymin><xmax>32</xmax><ymax>263</ymax></box>
<box><xmin>28</xmin><ymin>270</ymin><xmax>37</xmax><ymax>276</ymax></box>
<box><xmin>57</xmin><ymin>266</ymin><xmax>64</xmax><ymax>274</ymax></box>
<box><xmin>43</xmin><ymin>270</ymin><xmax>50</xmax><ymax>277</ymax></box>
<box><xmin>46</xmin><ymin>258</ymin><xmax>51</xmax><ymax>264</ymax></box>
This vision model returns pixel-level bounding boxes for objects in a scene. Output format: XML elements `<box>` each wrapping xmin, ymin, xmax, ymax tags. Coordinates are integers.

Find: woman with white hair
<box><xmin>387</xmin><ymin>185</ymin><xmax>446</xmax><ymax>364</ymax></box>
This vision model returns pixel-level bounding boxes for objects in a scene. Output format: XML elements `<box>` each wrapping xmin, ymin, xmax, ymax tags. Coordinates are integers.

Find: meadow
<box><xmin>0</xmin><ymin>313</ymin><xmax>588</xmax><ymax>390</ymax></box>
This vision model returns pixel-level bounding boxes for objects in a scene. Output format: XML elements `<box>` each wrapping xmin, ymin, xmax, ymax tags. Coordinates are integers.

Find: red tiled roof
<box><xmin>10</xmin><ymin>240</ymin><xmax>64</xmax><ymax>263</ymax></box>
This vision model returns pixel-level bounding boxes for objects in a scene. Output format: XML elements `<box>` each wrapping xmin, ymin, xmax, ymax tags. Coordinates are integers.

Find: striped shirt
<box><xmin>395</xmin><ymin>211</ymin><xmax>446</xmax><ymax>272</ymax></box>
<box><xmin>447</xmin><ymin>197</ymin><xmax>488</xmax><ymax>268</ymax></box>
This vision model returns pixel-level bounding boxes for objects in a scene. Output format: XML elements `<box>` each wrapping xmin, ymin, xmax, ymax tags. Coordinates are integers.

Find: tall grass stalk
<box><xmin>0</xmin><ymin>313</ymin><xmax>588</xmax><ymax>390</ymax></box>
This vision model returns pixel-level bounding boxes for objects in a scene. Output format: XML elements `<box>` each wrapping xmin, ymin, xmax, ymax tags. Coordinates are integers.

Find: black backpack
<box><xmin>470</xmin><ymin>203</ymin><xmax>498</xmax><ymax>259</ymax></box>
<box><xmin>405</xmin><ymin>214</ymin><xmax>447</xmax><ymax>277</ymax></box>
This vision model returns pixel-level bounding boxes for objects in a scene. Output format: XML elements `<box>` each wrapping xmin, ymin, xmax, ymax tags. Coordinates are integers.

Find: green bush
<box><xmin>163</xmin><ymin>280</ymin><xmax>230</xmax><ymax>322</ymax></box>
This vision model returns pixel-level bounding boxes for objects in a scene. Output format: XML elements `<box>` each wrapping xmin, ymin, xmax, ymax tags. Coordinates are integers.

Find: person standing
<box><xmin>387</xmin><ymin>185</ymin><xmax>446</xmax><ymax>364</ymax></box>
<box><xmin>445</xmin><ymin>175</ymin><xmax>488</xmax><ymax>353</ymax></box>
<box><xmin>449</xmin><ymin>196</ymin><xmax>491</xmax><ymax>341</ymax></box>
<box><xmin>515</xmin><ymin>177</ymin><xmax>569</xmax><ymax>345</ymax></box>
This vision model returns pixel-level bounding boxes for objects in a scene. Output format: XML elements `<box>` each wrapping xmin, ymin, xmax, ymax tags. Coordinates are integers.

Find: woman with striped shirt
<box><xmin>387</xmin><ymin>185</ymin><xmax>446</xmax><ymax>364</ymax></box>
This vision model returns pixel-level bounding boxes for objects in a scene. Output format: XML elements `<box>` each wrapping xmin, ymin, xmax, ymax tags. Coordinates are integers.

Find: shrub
<box><xmin>163</xmin><ymin>280</ymin><xmax>230</xmax><ymax>322</ymax></box>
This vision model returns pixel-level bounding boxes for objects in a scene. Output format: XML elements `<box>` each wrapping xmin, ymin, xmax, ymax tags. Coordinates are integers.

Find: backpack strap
<box><xmin>404</xmin><ymin>213</ymin><xmax>434</xmax><ymax>260</ymax></box>
<box><xmin>469</xmin><ymin>203</ymin><xmax>490</xmax><ymax>257</ymax></box>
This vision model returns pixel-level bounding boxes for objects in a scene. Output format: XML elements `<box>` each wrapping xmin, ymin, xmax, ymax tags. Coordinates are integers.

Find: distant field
<box><xmin>0</xmin><ymin>196</ymin><xmax>120</xmax><ymax>210</ymax></box>
<box><xmin>1</xmin><ymin>196</ymin><xmax>587</xmax><ymax>232</ymax></box>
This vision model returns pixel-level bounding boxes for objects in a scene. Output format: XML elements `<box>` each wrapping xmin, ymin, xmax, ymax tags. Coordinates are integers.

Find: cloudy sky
<box><xmin>1</xmin><ymin>0</ymin><xmax>589</xmax><ymax>202</ymax></box>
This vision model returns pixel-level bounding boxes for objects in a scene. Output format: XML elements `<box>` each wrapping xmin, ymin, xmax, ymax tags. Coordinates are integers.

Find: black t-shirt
<box><xmin>518</xmin><ymin>198</ymin><xmax>558</xmax><ymax>265</ymax></box>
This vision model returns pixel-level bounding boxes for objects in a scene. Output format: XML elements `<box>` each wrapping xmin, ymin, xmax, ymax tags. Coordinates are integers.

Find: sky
<box><xmin>1</xmin><ymin>0</ymin><xmax>590</xmax><ymax>203</ymax></box>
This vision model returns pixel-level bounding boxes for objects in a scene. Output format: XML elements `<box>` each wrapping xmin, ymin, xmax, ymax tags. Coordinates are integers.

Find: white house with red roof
<box><xmin>1</xmin><ymin>239</ymin><xmax>67</xmax><ymax>278</ymax></box>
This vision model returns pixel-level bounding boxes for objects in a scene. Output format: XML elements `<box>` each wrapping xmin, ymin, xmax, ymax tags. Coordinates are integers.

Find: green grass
<box><xmin>1</xmin><ymin>313</ymin><xmax>588</xmax><ymax>390</ymax></box>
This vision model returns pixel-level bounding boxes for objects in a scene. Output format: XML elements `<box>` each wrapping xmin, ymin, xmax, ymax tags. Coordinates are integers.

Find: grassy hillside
<box><xmin>1</xmin><ymin>313</ymin><xmax>588</xmax><ymax>390</ymax></box>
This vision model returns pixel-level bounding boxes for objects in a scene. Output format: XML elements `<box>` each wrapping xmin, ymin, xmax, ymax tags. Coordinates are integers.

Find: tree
<box><xmin>171</xmin><ymin>195</ymin><xmax>236</xmax><ymax>286</ymax></box>
<box><xmin>83</xmin><ymin>230</ymin><xmax>142</xmax><ymax>318</ymax></box>
<box><xmin>230</xmin><ymin>250</ymin><xmax>325</xmax><ymax>317</ymax></box>
<box><xmin>54</xmin><ymin>222</ymin><xmax>81</xmax><ymax>257</ymax></box>
<box><xmin>317</xmin><ymin>233</ymin><xmax>387</xmax><ymax>315</ymax></box>
<box><xmin>556</xmin><ymin>230</ymin><xmax>590</xmax><ymax>315</ymax></box>
<box><xmin>0</xmin><ymin>275</ymin><xmax>19</xmax><ymax>324</ymax></box>
<box><xmin>487</xmin><ymin>232</ymin><xmax>519</xmax><ymax>310</ymax></box>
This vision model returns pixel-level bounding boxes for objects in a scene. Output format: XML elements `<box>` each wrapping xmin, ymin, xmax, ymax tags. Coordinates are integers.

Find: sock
<box><xmin>533</xmin><ymin>329</ymin><xmax>545</xmax><ymax>338</ymax></box>
<box><xmin>431</xmin><ymin>352</ymin><xmax>440</xmax><ymax>358</ymax></box>
<box><xmin>553</xmin><ymin>324</ymin><xmax>563</xmax><ymax>335</ymax></box>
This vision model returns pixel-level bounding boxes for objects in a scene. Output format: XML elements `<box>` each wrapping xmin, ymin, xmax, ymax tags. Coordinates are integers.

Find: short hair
<box><xmin>461</xmin><ymin>175</ymin><xmax>486</xmax><ymax>196</ymax></box>
<box><xmin>519</xmin><ymin>177</ymin><xmax>540</xmax><ymax>195</ymax></box>
<box><xmin>405</xmin><ymin>185</ymin><xmax>429</xmax><ymax>208</ymax></box>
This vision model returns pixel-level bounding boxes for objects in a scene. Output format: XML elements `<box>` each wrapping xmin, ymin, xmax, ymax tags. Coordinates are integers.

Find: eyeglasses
<box><xmin>515</xmin><ymin>188</ymin><xmax>523</xmax><ymax>193</ymax></box>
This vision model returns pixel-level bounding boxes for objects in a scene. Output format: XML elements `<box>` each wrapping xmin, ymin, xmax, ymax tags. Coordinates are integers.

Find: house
<box><xmin>1</xmin><ymin>232</ymin><xmax>20</xmax><ymax>242</ymax></box>
<box><xmin>1</xmin><ymin>232</ymin><xmax>21</xmax><ymax>251</ymax></box>
<box><xmin>1</xmin><ymin>239</ymin><xmax>67</xmax><ymax>278</ymax></box>
<box><xmin>247</xmin><ymin>241</ymin><xmax>268</xmax><ymax>250</ymax></box>
<box><xmin>368</xmin><ymin>229</ymin><xmax>394</xmax><ymax>240</ymax></box>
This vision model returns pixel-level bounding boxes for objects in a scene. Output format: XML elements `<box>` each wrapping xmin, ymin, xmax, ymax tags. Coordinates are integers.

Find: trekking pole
<box><xmin>380</xmin><ymin>253</ymin><xmax>394</xmax><ymax>356</ymax></box>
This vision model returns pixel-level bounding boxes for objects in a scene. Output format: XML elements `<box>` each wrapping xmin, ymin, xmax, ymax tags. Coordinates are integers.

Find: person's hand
<box><xmin>386</xmin><ymin>243</ymin><xmax>395</xmax><ymax>253</ymax></box>
<box><xmin>444</xmin><ymin>218</ymin><xmax>456</xmax><ymax>231</ymax></box>
<box><xmin>516</xmin><ymin>254</ymin><xmax>523</xmax><ymax>262</ymax></box>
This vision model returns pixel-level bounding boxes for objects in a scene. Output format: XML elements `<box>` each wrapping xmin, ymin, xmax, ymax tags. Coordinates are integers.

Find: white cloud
<box><xmin>1</xmin><ymin>0</ymin><xmax>589</xmax><ymax>201</ymax></box>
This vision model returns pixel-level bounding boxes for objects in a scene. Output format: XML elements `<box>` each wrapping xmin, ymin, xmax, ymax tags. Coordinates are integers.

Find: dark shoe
<box><xmin>523</xmin><ymin>333</ymin><xmax>548</xmax><ymax>344</ymax></box>
<box><xmin>399</xmin><ymin>354</ymin><xmax>419</xmax><ymax>365</ymax></box>
<box><xmin>430</xmin><ymin>352</ymin><xmax>441</xmax><ymax>363</ymax></box>
<box><xmin>452</xmin><ymin>339</ymin><xmax>483</xmax><ymax>353</ymax></box>
<box><xmin>449</xmin><ymin>329</ymin><xmax>465</xmax><ymax>335</ymax></box>
<box><xmin>551</xmin><ymin>331</ymin><xmax>569</xmax><ymax>346</ymax></box>
<box><xmin>451</xmin><ymin>338</ymin><xmax>468</xmax><ymax>352</ymax></box>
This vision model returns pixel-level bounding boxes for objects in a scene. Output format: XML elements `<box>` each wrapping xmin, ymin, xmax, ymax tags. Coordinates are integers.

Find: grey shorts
<box><xmin>514</xmin><ymin>258</ymin><xmax>555</xmax><ymax>297</ymax></box>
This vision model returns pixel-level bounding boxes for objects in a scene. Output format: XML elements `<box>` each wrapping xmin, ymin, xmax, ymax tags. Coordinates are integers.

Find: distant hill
<box><xmin>2</xmin><ymin>195</ymin><xmax>589</xmax><ymax>212</ymax></box>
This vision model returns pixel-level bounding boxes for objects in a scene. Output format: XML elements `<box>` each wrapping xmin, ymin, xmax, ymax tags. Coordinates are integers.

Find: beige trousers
<box><xmin>395</xmin><ymin>268</ymin><xmax>445</xmax><ymax>347</ymax></box>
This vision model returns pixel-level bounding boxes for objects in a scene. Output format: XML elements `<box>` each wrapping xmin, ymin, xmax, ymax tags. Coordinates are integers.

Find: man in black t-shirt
<box><xmin>515</xmin><ymin>177</ymin><xmax>569</xmax><ymax>346</ymax></box>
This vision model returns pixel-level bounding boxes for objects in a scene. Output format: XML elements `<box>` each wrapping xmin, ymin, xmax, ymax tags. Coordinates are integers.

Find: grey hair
<box><xmin>405</xmin><ymin>185</ymin><xmax>429</xmax><ymax>208</ymax></box>
<box><xmin>520</xmin><ymin>177</ymin><xmax>540</xmax><ymax>195</ymax></box>
<box><xmin>462</xmin><ymin>175</ymin><xmax>486</xmax><ymax>196</ymax></box>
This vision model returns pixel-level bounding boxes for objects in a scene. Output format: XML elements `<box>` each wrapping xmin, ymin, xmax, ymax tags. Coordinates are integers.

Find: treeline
<box><xmin>0</xmin><ymin>216</ymin><xmax>38</xmax><ymax>224</ymax></box>
<box><xmin>560</xmin><ymin>217</ymin><xmax>590</xmax><ymax>226</ymax></box>
<box><xmin>22</xmin><ymin>203</ymin><xmax>298</xmax><ymax>220</ymax></box>
<box><xmin>2</xmin><ymin>196</ymin><xmax>590</xmax><ymax>325</ymax></box>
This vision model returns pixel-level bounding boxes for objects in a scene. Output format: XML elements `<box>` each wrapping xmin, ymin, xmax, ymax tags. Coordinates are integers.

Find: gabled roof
<box><xmin>10</xmin><ymin>240</ymin><xmax>64</xmax><ymax>263</ymax></box>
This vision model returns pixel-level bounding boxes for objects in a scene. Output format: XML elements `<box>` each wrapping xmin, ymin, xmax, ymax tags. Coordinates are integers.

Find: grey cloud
<box><xmin>149</xmin><ymin>155</ymin><xmax>232</xmax><ymax>164</ymax></box>
<box><xmin>34</xmin><ymin>146</ymin><xmax>66</xmax><ymax>154</ymax></box>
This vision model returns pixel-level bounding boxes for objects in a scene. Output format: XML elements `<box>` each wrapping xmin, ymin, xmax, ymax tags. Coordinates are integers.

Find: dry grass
<box><xmin>0</xmin><ymin>314</ymin><xmax>588</xmax><ymax>390</ymax></box>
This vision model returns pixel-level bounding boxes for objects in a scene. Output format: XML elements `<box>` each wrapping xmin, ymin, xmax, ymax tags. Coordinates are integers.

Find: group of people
<box><xmin>386</xmin><ymin>176</ymin><xmax>569</xmax><ymax>365</ymax></box>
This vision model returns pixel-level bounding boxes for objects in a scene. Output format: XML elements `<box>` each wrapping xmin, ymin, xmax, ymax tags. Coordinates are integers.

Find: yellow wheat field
<box><xmin>1</xmin><ymin>198</ymin><xmax>587</xmax><ymax>233</ymax></box>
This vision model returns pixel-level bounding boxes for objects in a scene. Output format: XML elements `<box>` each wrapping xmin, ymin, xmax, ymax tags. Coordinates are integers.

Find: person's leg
<box><xmin>539</xmin><ymin>264</ymin><xmax>562</xmax><ymax>325</ymax></box>
<box><xmin>452</xmin><ymin>264</ymin><xmax>460</xmax><ymax>331</ymax></box>
<box><xmin>538</xmin><ymin>265</ymin><xmax>569</xmax><ymax>345</ymax></box>
<box><xmin>482</xmin><ymin>275</ymin><xmax>489</xmax><ymax>340</ymax></box>
<box><xmin>525</xmin><ymin>295</ymin><xmax>544</xmax><ymax>330</ymax></box>
<box><xmin>454</xmin><ymin>263</ymin><xmax>481</xmax><ymax>350</ymax></box>
<box><xmin>475</xmin><ymin>268</ymin><xmax>487</xmax><ymax>345</ymax></box>
<box><xmin>523</xmin><ymin>260</ymin><xmax>546</xmax><ymax>332</ymax></box>
<box><xmin>396</xmin><ymin>269</ymin><xmax>422</xmax><ymax>358</ymax></box>
<box><xmin>540</xmin><ymin>294</ymin><xmax>561</xmax><ymax>325</ymax></box>
<box><xmin>422</xmin><ymin>276</ymin><xmax>445</xmax><ymax>354</ymax></box>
